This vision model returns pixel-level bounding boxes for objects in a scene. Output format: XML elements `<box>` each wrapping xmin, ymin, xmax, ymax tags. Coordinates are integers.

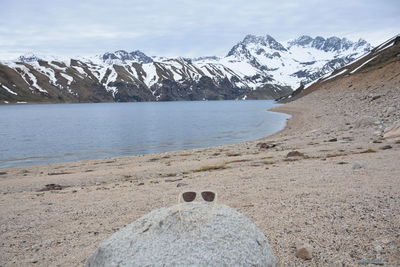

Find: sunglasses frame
<box><xmin>178</xmin><ymin>190</ymin><xmax>218</xmax><ymax>203</ymax></box>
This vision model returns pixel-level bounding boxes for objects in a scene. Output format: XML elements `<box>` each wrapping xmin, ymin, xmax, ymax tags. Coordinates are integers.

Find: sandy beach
<box><xmin>1</xmin><ymin>60</ymin><xmax>399</xmax><ymax>266</ymax></box>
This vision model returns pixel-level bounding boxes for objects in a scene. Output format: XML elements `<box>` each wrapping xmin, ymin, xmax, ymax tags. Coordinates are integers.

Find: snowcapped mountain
<box><xmin>101</xmin><ymin>50</ymin><xmax>153</xmax><ymax>64</ymax></box>
<box><xmin>213</xmin><ymin>34</ymin><xmax>372</xmax><ymax>89</ymax></box>
<box><xmin>278</xmin><ymin>34</ymin><xmax>400</xmax><ymax>102</ymax></box>
<box><xmin>0</xmin><ymin>34</ymin><xmax>372</xmax><ymax>104</ymax></box>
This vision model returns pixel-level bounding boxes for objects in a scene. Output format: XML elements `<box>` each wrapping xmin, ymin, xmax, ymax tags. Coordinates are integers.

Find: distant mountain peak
<box><xmin>324</xmin><ymin>36</ymin><xmax>349</xmax><ymax>51</ymax></box>
<box><xmin>242</xmin><ymin>34</ymin><xmax>262</xmax><ymax>44</ymax></box>
<box><xmin>290</xmin><ymin>35</ymin><xmax>313</xmax><ymax>46</ymax></box>
<box><xmin>18</xmin><ymin>53</ymin><xmax>39</xmax><ymax>62</ymax></box>
<box><xmin>240</xmin><ymin>34</ymin><xmax>286</xmax><ymax>50</ymax></box>
<box><xmin>288</xmin><ymin>35</ymin><xmax>372</xmax><ymax>52</ymax></box>
<box><xmin>102</xmin><ymin>50</ymin><xmax>153</xmax><ymax>64</ymax></box>
<box><xmin>191</xmin><ymin>56</ymin><xmax>220</xmax><ymax>62</ymax></box>
<box><xmin>264</xmin><ymin>35</ymin><xmax>287</xmax><ymax>51</ymax></box>
<box><xmin>227</xmin><ymin>34</ymin><xmax>287</xmax><ymax>57</ymax></box>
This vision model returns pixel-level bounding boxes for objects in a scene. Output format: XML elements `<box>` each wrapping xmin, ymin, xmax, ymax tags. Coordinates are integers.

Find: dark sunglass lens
<box><xmin>182</xmin><ymin>192</ymin><xmax>196</xmax><ymax>202</ymax></box>
<box><xmin>201</xmin><ymin>191</ymin><xmax>215</xmax><ymax>202</ymax></box>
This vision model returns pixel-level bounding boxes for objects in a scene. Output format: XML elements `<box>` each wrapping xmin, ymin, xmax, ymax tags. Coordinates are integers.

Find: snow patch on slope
<box><xmin>60</xmin><ymin>73</ymin><xmax>73</xmax><ymax>85</ymax></box>
<box><xmin>350</xmin><ymin>56</ymin><xmax>378</xmax><ymax>74</ymax></box>
<box><xmin>322</xmin><ymin>69</ymin><xmax>348</xmax><ymax>81</ymax></box>
<box><xmin>0</xmin><ymin>83</ymin><xmax>18</xmax><ymax>95</ymax></box>
<box><xmin>10</xmin><ymin>63</ymin><xmax>48</xmax><ymax>93</ymax></box>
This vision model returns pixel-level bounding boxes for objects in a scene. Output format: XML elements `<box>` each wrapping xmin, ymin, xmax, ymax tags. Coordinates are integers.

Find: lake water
<box><xmin>0</xmin><ymin>100</ymin><xmax>289</xmax><ymax>168</ymax></box>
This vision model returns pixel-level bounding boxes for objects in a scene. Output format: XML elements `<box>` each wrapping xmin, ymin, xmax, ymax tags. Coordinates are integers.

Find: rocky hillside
<box><xmin>279</xmin><ymin>34</ymin><xmax>400</xmax><ymax>102</ymax></box>
<box><xmin>0</xmin><ymin>55</ymin><xmax>292</xmax><ymax>104</ymax></box>
<box><xmin>0</xmin><ymin>34</ymin><xmax>372</xmax><ymax>104</ymax></box>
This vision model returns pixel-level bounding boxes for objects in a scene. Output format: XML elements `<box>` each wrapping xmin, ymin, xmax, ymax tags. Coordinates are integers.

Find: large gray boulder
<box><xmin>86</xmin><ymin>202</ymin><xmax>277</xmax><ymax>266</ymax></box>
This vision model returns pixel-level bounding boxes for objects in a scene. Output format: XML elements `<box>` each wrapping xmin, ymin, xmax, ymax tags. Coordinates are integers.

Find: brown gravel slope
<box><xmin>0</xmin><ymin>61</ymin><xmax>399</xmax><ymax>266</ymax></box>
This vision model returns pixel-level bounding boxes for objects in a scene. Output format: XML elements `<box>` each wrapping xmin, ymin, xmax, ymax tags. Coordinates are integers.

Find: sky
<box><xmin>0</xmin><ymin>0</ymin><xmax>399</xmax><ymax>59</ymax></box>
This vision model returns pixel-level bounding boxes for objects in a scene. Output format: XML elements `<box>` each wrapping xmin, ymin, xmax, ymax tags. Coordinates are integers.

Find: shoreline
<box><xmin>267</xmin><ymin>104</ymin><xmax>304</xmax><ymax>138</ymax></box>
<box><xmin>0</xmin><ymin>98</ymin><xmax>280</xmax><ymax>106</ymax></box>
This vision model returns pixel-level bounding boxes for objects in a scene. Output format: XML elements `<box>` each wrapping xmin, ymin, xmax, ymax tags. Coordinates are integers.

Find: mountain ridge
<box><xmin>0</xmin><ymin>34</ymin><xmax>373</xmax><ymax>104</ymax></box>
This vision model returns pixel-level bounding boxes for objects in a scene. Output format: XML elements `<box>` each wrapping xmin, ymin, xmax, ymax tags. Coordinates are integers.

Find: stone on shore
<box><xmin>379</xmin><ymin>145</ymin><xmax>392</xmax><ymax>150</ymax></box>
<box><xmin>383</xmin><ymin>123</ymin><xmax>400</xmax><ymax>140</ymax></box>
<box><xmin>86</xmin><ymin>203</ymin><xmax>277</xmax><ymax>267</ymax></box>
<box><xmin>295</xmin><ymin>243</ymin><xmax>313</xmax><ymax>260</ymax></box>
<box><xmin>352</xmin><ymin>161</ymin><xmax>368</xmax><ymax>170</ymax></box>
<box><xmin>355</xmin><ymin>116</ymin><xmax>380</xmax><ymax>128</ymax></box>
<box><xmin>286</xmin><ymin>151</ymin><xmax>305</xmax><ymax>157</ymax></box>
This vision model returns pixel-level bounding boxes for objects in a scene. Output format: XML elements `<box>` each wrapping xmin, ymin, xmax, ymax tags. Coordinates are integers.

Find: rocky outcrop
<box><xmin>86</xmin><ymin>203</ymin><xmax>277</xmax><ymax>267</ymax></box>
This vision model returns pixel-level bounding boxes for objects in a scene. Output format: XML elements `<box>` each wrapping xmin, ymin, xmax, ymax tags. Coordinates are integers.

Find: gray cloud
<box><xmin>0</xmin><ymin>0</ymin><xmax>399</xmax><ymax>59</ymax></box>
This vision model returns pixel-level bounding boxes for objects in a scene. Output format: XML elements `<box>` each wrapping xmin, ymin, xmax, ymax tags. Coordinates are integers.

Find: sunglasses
<box><xmin>177</xmin><ymin>190</ymin><xmax>218</xmax><ymax>223</ymax></box>
<box><xmin>178</xmin><ymin>190</ymin><xmax>217</xmax><ymax>203</ymax></box>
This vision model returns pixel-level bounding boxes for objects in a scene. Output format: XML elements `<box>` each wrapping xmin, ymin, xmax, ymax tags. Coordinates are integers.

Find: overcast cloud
<box><xmin>0</xmin><ymin>0</ymin><xmax>399</xmax><ymax>59</ymax></box>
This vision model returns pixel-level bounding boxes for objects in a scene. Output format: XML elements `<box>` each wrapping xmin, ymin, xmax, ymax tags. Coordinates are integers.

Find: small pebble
<box><xmin>295</xmin><ymin>243</ymin><xmax>312</xmax><ymax>260</ymax></box>
<box><xmin>352</xmin><ymin>161</ymin><xmax>367</xmax><ymax>169</ymax></box>
<box><xmin>358</xmin><ymin>259</ymin><xmax>384</xmax><ymax>265</ymax></box>
<box><xmin>286</xmin><ymin>151</ymin><xmax>304</xmax><ymax>157</ymax></box>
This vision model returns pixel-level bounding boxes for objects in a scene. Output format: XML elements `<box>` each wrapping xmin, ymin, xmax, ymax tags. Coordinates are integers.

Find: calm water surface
<box><xmin>0</xmin><ymin>100</ymin><xmax>289</xmax><ymax>168</ymax></box>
